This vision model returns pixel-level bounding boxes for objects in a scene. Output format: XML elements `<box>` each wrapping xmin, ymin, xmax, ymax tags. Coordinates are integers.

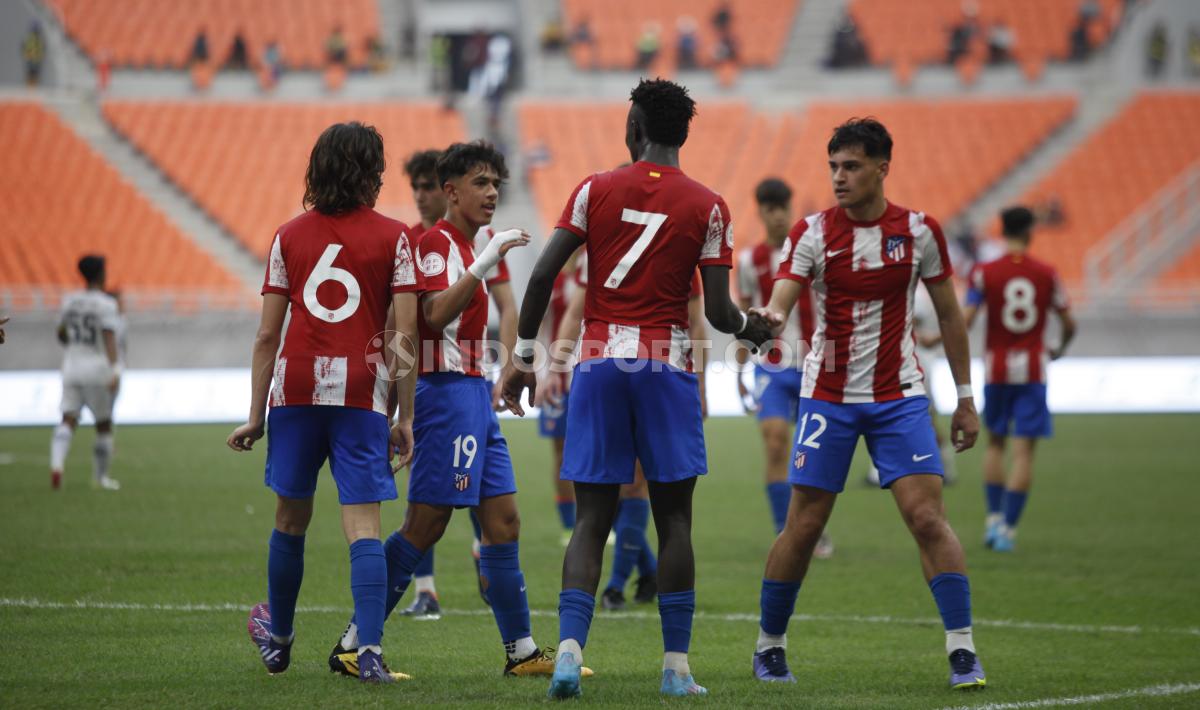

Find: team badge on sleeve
<box><xmin>700</xmin><ymin>204</ymin><xmax>725</xmax><ymax>260</ymax></box>
<box><xmin>393</xmin><ymin>234</ymin><xmax>417</xmax><ymax>287</ymax></box>
<box><xmin>420</xmin><ymin>251</ymin><xmax>446</xmax><ymax>277</ymax></box>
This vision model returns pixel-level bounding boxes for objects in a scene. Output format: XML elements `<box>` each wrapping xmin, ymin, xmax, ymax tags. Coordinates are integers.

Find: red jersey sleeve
<box><xmin>391</xmin><ymin>228</ymin><xmax>422</xmax><ymax>294</ymax></box>
<box><xmin>776</xmin><ymin>217</ymin><xmax>817</xmax><ymax>283</ymax></box>
<box><xmin>697</xmin><ymin>197</ymin><xmax>734</xmax><ymax>268</ymax></box>
<box><xmin>261</xmin><ymin>232</ymin><xmax>290</xmax><ymax>296</ymax></box>
<box><xmin>1049</xmin><ymin>266</ymin><xmax>1070</xmax><ymax>311</ymax></box>
<box><xmin>416</xmin><ymin>230</ymin><xmax>453</xmax><ymax>293</ymax></box>
<box><xmin>689</xmin><ymin>271</ymin><xmax>702</xmax><ymax>298</ymax></box>
<box><xmin>917</xmin><ymin>214</ymin><xmax>954</xmax><ymax>284</ymax></box>
<box><xmin>555</xmin><ymin>176</ymin><xmax>594</xmax><ymax>240</ymax></box>
<box><xmin>486</xmin><ymin>255</ymin><xmax>511</xmax><ymax>288</ymax></box>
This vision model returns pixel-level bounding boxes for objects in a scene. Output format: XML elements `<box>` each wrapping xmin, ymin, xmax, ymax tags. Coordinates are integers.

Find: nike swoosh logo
<box><xmin>519</xmin><ymin>586</ymin><xmax>527</xmax><ymax>593</ymax></box>
<box><xmin>826</xmin><ymin>249</ymin><xmax>846</xmax><ymax>258</ymax></box>
<box><xmin>912</xmin><ymin>454</ymin><xmax>934</xmax><ymax>462</ymax></box>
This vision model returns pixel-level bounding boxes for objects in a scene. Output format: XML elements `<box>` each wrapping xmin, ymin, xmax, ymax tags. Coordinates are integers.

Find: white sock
<box><xmin>757</xmin><ymin>628</ymin><xmax>786</xmax><ymax>653</ymax></box>
<box><xmin>271</xmin><ymin>632</ymin><xmax>293</xmax><ymax>645</ymax></box>
<box><xmin>946</xmin><ymin>626</ymin><xmax>975</xmax><ymax>654</ymax></box>
<box><xmin>663</xmin><ymin>651</ymin><xmax>690</xmax><ymax>675</ymax></box>
<box><xmin>50</xmin><ymin>423</ymin><xmax>73</xmax><ymax>471</ymax></box>
<box><xmin>340</xmin><ymin>622</ymin><xmax>359</xmax><ymax>650</ymax></box>
<box><xmin>506</xmin><ymin>636</ymin><xmax>537</xmax><ymax>661</ymax></box>
<box><xmin>558</xmin><ymin>638</ymin><xmax>583</xmax><ymax>664</ymax></box>
<box><xmin>414</xmin><ymin>575</ymin><xmax>436</xmax><ymax>595</ymax></box>
<box><xmin>986</xmin><ymin>512</ymin><xmax>1003</xmax><ymax>527</ymax></box>
<box><xmin>357</xmin><ymin>644</ymin><xmax>382</xmax><ymax>656</ymax></box>
<box><xmin>93</xmin><ymin>432</ymin><xmax>114</xmax><ymax>481</ymax></box>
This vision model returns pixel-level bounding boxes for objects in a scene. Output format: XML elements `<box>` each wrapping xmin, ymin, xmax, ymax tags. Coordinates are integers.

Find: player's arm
<box><xmin>1050</xmin><ymin>306</ymin><xmax>1077</xmax><ymax>360</ymax></box>
<box><xmin>700</xmin><ymin>266</ymin><xmax>773</xmax><ymax>348</ymax></box>
<box><xmin>102</xmin><ymin>327</ymin><xmax>120</xmax><ymax>392</ymax></box>
<box><xmin>422</xmin><ymin>229</ymin><xmax>530</xmax><ymax>330</ymax></box>
<box><xmin>688</xmin><ymin>292</ymin><xmax>709</xmax><ymax>419</ymax></box>
<box><xmin>926</xmin><ymin>277</ymin><xmax>979</xmax><ymax>452</ymax></box>
<box><xmin>489</xmin><ymin>281</ymin><xmax>518</xmax><ymax>409</ymax></box>
<box><xmin>539</xmin><ymin>279</ymin><xmax>586</xmax><ymax>407</ymax></box>
<box><xmin>962</xmin><ymin>268</ymin><xmax>985</xmax><ymax>329</ymax></box>
<box><xmin>500</xmin><ymin>228</ymin><xmax>584</xmax><ymax>415</ymax></box>
<box><xmin>227</xmin><ymin>293</ymin><xmax>288</xmax><ymax>451</ymax></box>
<box><xmin>389</xmin><ymin>292</ymin><xmax>420</xmax><ymax>470</ymax></box>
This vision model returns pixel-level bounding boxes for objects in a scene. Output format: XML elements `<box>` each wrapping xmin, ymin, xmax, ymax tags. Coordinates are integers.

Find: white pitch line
<box><xmin>3</xmin><ymin>597</ymin><xmax>1198</xmax><ymax>638</ymax></box>
<box><xmin>937</xmin><ymin>682</ymin><xmax>1200</xmax><ymax>710</ymax></box>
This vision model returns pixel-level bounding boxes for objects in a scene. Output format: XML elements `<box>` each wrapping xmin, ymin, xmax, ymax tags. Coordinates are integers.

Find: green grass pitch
<box><xmin>0</xmin><ymin>414</ymin><xmax>1197</xmax><ymax>708</ymax></box>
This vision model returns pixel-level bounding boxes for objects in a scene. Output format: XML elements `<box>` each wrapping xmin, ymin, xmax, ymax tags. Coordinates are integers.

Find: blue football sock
<box><xmin>929</xmin><ymin>573</ymin><xmax>972</xmax><ymax>630</ymax></box>
<box><xmin>636</xmin><ymin>536</ymin><xmax>658</xmax><ymax>578</ymax></box>
<box><xmin>468</xmin><ymin>508</ymin><xmax>483</xmax><ymax>541</ymax></box>
<box><xmin>556</xmin><ymin>498</ymin><xmax>576</xmax><ymax>530</ymax></box>
<box><xmin>267</xmin><ymin>529</ymin><xmax>305</xmax><ymax>640</ymax></box>
<box><xmin>759</xmin><ymin>579</ymin><xmax>801</xmax><ymax>636</ymax></box>
<box><xmin>984</xmin><ymin>483</ymin><xmax>1004</xmax><ymax>515</ymax></box>
<box><xmin>413</xmin><ymin>544</ymin><xmax>435</xmax><ymax>579</ymax></box>
<box><xmin>479</xmin><ymin>543</ymin><xmax>531</xmax><ymax>646</ymax></box>
<box><xmin>606</xmin><ymin>498</ymin><xmax>649</xmax><ymax>592</ymax></box>
<box><xmin>558</xmin><ymin>588</ymin><xmax>595</xmax><ymax>647</ymax></box>
<box><xmin>1003</xmin><ymin>490</ymin><xmax>1028</xmax><ymax>528</ymax></box>
<box><xmin>349</xmin><ymin>539</ymin><xmax>387</xmax><ymax>648</ymax></box>
<box><xmin>382</xmin><ymin>531</ymin><xmax>424</xmax><ymax>618</ymax></box>
<box><xmin>766</xmin><ymin>482</ymin><xmax>791</xmax><ymax>533</ymax></box>
<box><xmin>658</xmin><ymin>590</ymin><xmax>695</xmax><ymax>653</ymax></box>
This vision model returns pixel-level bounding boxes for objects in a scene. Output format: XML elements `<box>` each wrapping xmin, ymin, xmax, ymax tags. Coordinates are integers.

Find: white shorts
<box><xmin>61</xmin><ymin>382</ymin><xmax>114</xmax><ymax>422</ymax></box>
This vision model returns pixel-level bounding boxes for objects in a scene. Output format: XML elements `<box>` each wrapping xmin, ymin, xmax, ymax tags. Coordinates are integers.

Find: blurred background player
<box><xmin>750</xmin><ymin>118</ymin><xmax>985</xmax><ymax>691</ymax></box>
<box><xmin>734</xmin><ymin>178</ymin><xmax>833</xmax><ymax>558</ymax></box>
<box><xmin>964</xmin><ymin>206</ymin><xmax>1076</xmax><ymax>553</ymax></box>
<box><xmin>537</xmin><ymin>264</ymin><xmax>578</xmax><ymax>547</ymax></box>
<box><xmin>51</xmin><ymin>254</ymin><xmax>122</xmax><ymax>491</ymax></box>
<box><xmin>226</xmin><ymin>121</ymin><xmax>422</xmax><ymax>683</ymax></box>
<box><xmin>502</xmin><ymin>78</ymin><xmax>771</xmax><ymax>699</ymax></box>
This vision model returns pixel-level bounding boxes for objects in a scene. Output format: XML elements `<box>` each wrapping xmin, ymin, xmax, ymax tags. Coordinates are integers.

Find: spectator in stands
<box><xmin>677</xmin><ymin>17</ymin><xmax>698</xmax><ymax>70</ymax></box>
<box><xmin>635</xmin><ymin>23</ymin><xmax>661</xmax><ymax>70</ymax></box>
<box><xmin>366</xmin><ymin>35</ymin><xmax>387</xmax><ymax>72</ymax></box>
<box><xmin>1189</xmin><ymin>26</ymin><xmax>1200</xmax><ymax>77</ymax></box>
<box><xmin>1145</xmin><ymin>22</ymin><xmax>1168</xmax><ymax>77</ymax></box>
<box><xmin>430</xmin><ymin>34</ymin><xmax>452</xmax><ymax>103</ymax></box>
<box><xmin>712</xmin><ymin>3</ymin><xmax>732</xmax><ymax>33</ymax></box>
<box><xmin>541</xmin><ymin>17</ymin><xmax>566</xmax><ymax>52</ymax></box>
<box><xmin>987</xmin><ymin>21</ymin><xmax>1014</xmax><ymax>64</ymax></box>
<box><xmin>326</xmin><ymin>25</ymin><xmax>348</xmax><ymax>67</ymax></box>
<box><xmin>190</xmin><ymin>27</ymin><xmax>209</xmax><ymax>66</ymax></box>
<box><xmin>262</xmin><ymin>40</ymin><xmax>284</xmax><ymax>84</ymax></box>
<box><xmin>827</xmin><ymin>13</ymin><xmax>868</xmax><ymax>68</ymax></box>
<box><xmin>946</xmin><ymin>1</ymin><xmax>980</xmax><ymax>65</ymax></box>
<box><xmin>1033</xmin><ymin>195</ymin><xmax>1066</xmax><ymax>228</ymax></box>
<box><xmin>571</xmin><ymin>16</ymin><xmax>597</xmax><ymax>68</ymax></box>
<box><xmin>227</xmin><ymin>31</ymin><xmax>249</xmax><ymax>70</ymax></box>
<box><xmin>22</xmin><ymin>22</ymin><xmax>46</xmax><ymax>86</ymax></box>
<box><xmin>462</xmin><ymin>28</ymin><xmax>491</xmax><ymax>92</ymax></box>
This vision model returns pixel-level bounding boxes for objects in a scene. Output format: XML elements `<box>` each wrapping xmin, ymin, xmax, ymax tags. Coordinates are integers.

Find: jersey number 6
<box><xmin>303</xmin><ymin>244</ymin><xmax>361</xmax><ymax>323</ymax></box>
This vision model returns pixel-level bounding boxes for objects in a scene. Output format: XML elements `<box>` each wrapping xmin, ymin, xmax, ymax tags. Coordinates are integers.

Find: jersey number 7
<box><xmin>604</xmin><ymin>209</ymin><xmax>668</xmax><ymax>289</ymax></box>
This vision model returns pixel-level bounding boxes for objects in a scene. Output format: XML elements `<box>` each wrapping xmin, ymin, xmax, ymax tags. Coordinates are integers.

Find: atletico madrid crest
<box><xmin>794</xmin><ymin>451</ymin><xmax>807</xmax><ymax>469</ymax></box>
<box><xmin>885</xmin><ymin>235</ymin><xmax>907</xmax><ymax>262</ymax></box>
<box><xmin>454</xmin><ymin>472</ymin><xmax>470</xmax><ymax>491</ymax></box>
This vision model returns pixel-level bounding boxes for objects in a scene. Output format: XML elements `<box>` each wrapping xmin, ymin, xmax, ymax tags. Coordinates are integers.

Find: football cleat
<box><xmin>753</xmin><ymin>647</ymin><xmax>795</xmax><ymax>682</ymax></box>
<box><xmin>399</xmin><ymin>591</ymin><xmax>442</xmax><ymax>620</ymax></box>
<box><xmin>661</xmin><ymin>669</ymin><xmax>708</xmax><ymax>696</ymax></box>
<box><xmin>92</xmin><ymin>476</ymin><xmax>120</xmax><ymax>491</ymax></box>
<box><xmin>601</xmin><ymin>587</ymin><xmax>626</xmax><ymax>611</ymax></box>
<box><xmin>633</xmin><ymin>573</ymin><xmax>657</xmax><ymax>604</ymax></box>
<box><xmin>328</xmin><ymin>643</ymin><xmax>411</xmax><ymax>681</ymax></box>
<box><xmin>247</xmin><ymin>602</ymin><xmax>290</xmax><ymax>674</ymax></box>
<box><xmin>992</xmin><ymin>526</ymin><xmax>1016</xmax><ymax>553</ymax></box>
<box><xmin>50</xmin><ymin>470</ymin><xmax>62</xmax><ymax>490</ymax></box>
<box><xmin>357</xmin><ymin>649</ymin><xmax>394</xmax><ymax>684</ymax></box>
<box><xmin>949</xmin><ymin>649</ymin><xmax>986</xmax><ymax>690</ymax></box>
<box><xmin>547</xmin><ymin>650</ymin><xmax>582</xmax><ymax>699</ymax></box>
<box><xmin>506</xmin><ymin>647</ymin><xmax>593</xmax><ymax>678</ymax></box>
<box><xmin>984</xmin><ymin>516</ymin><xmax>1004</xmax><ymax>549</ymax></box>
<box><xmin>814</xmin><ymin>532</ymin><xmax>835</xmax><ymax>560</ymax></box>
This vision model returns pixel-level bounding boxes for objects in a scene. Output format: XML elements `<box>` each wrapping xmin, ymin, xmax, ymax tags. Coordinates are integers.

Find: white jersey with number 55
<box><xmin>58</xmin><ymin>289</ymin><xmax>120</xmax><ymax>384</ymax></box>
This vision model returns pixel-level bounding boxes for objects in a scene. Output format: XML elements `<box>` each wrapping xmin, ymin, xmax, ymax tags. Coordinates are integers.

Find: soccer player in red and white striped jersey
<box><xmin>749</xmin><ymin>118</ymin><xmax>986</xmax><ymax>690</ymax></box>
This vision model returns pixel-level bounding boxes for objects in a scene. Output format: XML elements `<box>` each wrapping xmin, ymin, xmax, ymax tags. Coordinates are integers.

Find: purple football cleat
<box><xmin>753</xmin><ymin>647</ymin><xmax>796</xmax><ymax>683</ymax></box>
<box><xmin>247</xmin><ymin>602</ymin><xmax>291</xmax><ymax>674</ymax></box>
<box><xmin>949</xmin><ymin>649</ymin><xmax>986</xmax><ymax>690</ymax></box>
<box><xmin>357</xmin><ymin>648</ymin><xmax>395</xmax><ymax>684</ymax></box>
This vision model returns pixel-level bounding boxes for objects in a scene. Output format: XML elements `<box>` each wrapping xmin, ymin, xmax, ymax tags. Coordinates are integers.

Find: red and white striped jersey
<box><xmin>776</xmin><ymin>202</ymin><xmax>953</xmax><ymax>403</ymax></box>
<box><xmin>967</xmin><ymin>252</ymin><xmax>1068</xmax><ymax>384</ymax></box>
<box><xmin>556</xmin><ymin>161</ymin><xmax>732</xmax><ymax>372</ymax></box>
<box><xmin>262</xmin><ymin>207</ymin><xmax>421</xmax><ymax>415</ymax></box>
<box><xmin>737</xmin><ymin>240</ymin><xmax>814</xmax><ymax>368</ymax></box>
<box><xmin>414</xmin><ymin>219</ymin><xmax>505</xmax><ymax>377</ymax></box>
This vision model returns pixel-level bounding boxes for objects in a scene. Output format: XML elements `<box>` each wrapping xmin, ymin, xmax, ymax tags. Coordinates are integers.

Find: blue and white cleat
<box><xmin>358</xmin><ymin>649</ymin><xmax>396</xmax><ymax>684</ymax></box>
<box><xmin>984</xmin><ymin>516</ymin><xmax>1003</xmax><ymax>549</ymax></box>
<box><xmin>992</xmin><ymin>524</ymin><xmax>1016</xmax><ymax>552</ymax></box>
<box><xmin>247</xmin><ymin>602</ymin><xmax>291</xmax><ymax>674</ymax></box>
<box><xmin>753</xmin><ymin>647</ymin><xmax>796</xmax><ymax>682</ymax></box>
<box><xmin>547</xmin><ymin>651</ymin><xmax>583</xmax><ymax>699</ymax></box>
<box><xmin>949</xmin><ymin>649</ymin><xmax>987</xmax><ymax>690</ymax></box>
<box><xmin>660</xmin><ymin>669</ymin><xmax>708</xmax><ymax>696</ymax></box>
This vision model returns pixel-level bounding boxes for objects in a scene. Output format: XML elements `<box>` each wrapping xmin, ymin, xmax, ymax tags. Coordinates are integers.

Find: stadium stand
<box><xmin>1019</xmin><ymin>92</ymin><xmax>1200</xmax><ymax>286</ymax></box>
<box><xmin>44</xmin><ymin>0</ymin><xmax>378</xmax><ymax>70</ymax></box>
<box><xmin>0</xmin><ymin>102</ymin><xmax>244</xmax><ymax>311</ymax></box>
<box><xmin>103</xmin><ymin>102</ymin><xmax>468</xmax><ymax>258</ymax></box>
<box><xmin>560</xmin><ymin>0</ymin><xmax>800</xmax><ymax>72</ymax></box>
<box><xmin>520</xmin><ymin>96</ymin><xmax>1076</xmax><ymax>251</ymax></box>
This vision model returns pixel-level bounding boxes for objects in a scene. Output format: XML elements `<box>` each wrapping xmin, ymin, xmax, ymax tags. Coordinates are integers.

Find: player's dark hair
<box><xmin>1001</xmin><ymin>205</ymin><xmax>1035</xmax><ymax>238</ymax></box>
<box><xmin>78</xmin><ymin>254</ymin><xmax>105</xmax><ymax>283</ymax></box>
<box><xmin>755</xmin><ymin>178</ymin><xmax>793</xmax><ymax>207</ymax></box>
<box><xmin>303</xmin><ymin>121</ymin><xmax>385</xmax><ymax>215</ymax></box>
<box><xmin>404</xmin><ymin>149</ymin><xmax>441</xmax><ymax>183</ymax></box>
<box><xmin>436</xmin><ymin>140</ymin><xmax>509</xmax><ymax>186</ymax></box>
<box><xmin>828</xmin><ymin>117</ymin><xmax>893</xmax><ymax>161</ymax></box>
<box><xmin>629</xmin><ymin>78</ymin><xmax>697</xmax><ymax>147</ymax></box>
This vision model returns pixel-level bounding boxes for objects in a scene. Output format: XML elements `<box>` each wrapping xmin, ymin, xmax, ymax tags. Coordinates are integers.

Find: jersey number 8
<box><xmin>1001</xmin><ymin>277</ymin><xmax>1037</xmax><ymax>334</ymax></box>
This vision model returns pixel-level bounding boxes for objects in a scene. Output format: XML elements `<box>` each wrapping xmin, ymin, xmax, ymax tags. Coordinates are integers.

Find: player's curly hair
<box><xmin>435</xmin><ymin>140</ymin><xmax>509</xmax><ymax>186</ymax></box>
<box><xmin>404</xmin><ymin>149</ymin><xmax>441</xmax><ymax>182</ymax></box>
<box><xmin>303</xmin><ymin>122</ymin><xmax>385</xmax><ymax>215</ymax></box>
<box><xmin>629</xmin><ymin>78</ymin><xmax>697</xmax><ymax>147</ymax></box>
<box><xmin>828</xmin><ymin>117</ymin><xmax>893</xmax><ymax>161</ymax></box>
<box><xmin>755</xmin><ymin>178</ymin><xmax>793</xmax><ymax>207</ymax></box>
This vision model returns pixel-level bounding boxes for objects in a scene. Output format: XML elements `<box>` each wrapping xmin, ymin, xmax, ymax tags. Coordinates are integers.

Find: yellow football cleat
<box><xmin>504</xmin><ymin>647</ymin><xmax>593</xmax><ymax>678</ymax></box>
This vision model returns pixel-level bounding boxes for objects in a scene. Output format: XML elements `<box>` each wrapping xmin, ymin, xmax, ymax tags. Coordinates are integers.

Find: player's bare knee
<box><xmin>481</xmin><ymin>509</ymin><xmax>520</xmax><ymax>544</ymax></box>
<box><xmin>275</xmin><ymin>496</ymin><xmax>313</xmax><ymax>536</ymax></box>
<box><xmin>61</xmin><ymin>415</ymin><xmax>78</xmax><ymax>430</ymax></box>
<box><xmin>904</xmin><ymin>504</ymin><xmax>947</xmax><ymax>544</ymax></box>
<box><xmin>95</xmin><ymin>420</ymin><xmax>113</xmax><ymax>434</ymax></box>
<box><xmin>401</xmin><ymin>505</ymin><xmax>452</xmax><ymax>549</ymax></box>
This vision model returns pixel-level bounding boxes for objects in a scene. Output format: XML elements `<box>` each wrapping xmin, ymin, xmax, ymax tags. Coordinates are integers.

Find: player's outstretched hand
<box><xmin>0</xmin><ymin>315</ymin><xmax>9</xmax><ymax>344</ymax></box>
<box><xmin>738</xmin><ymin>310</ymin><xmax>776</xmax><ymax>350</ymax></box>
<box><xmin>749</xmin><ymin>306</ymin><xmax>785</xmax><ymax>329</ymax></box>
<box><xmin>950</xmin><ymin>398</ymin><xmax>980</xmax><ymax>452</ymax></box>
<box><xmin>390</xmin><ymin>419</ymin><xmax>414</xmax><ymax>472</ymax></box>
<box><xmin>494</xmin><ymin>229</ymin><xmax>532</xmax><ymax>257</ymax></box>
<box><xmin>227</xmin><ymin>420</ymin><xmax>265</xmax><ymax>452</ymax></box>
<box><xmin>499</xmin><ymin>365</ymin><xmax>536</xmax><ymax>417</ymax></box>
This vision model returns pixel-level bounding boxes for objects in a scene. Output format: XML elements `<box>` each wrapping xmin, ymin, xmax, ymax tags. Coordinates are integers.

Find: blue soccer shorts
<box><xmin>561</xmin><ymin>358</ymin><xmax>706</xmax><ymax>485</ymax></box>
<box><xmin>788</xmin><ymin>395</ymin><xmax>944</xmax><ymax>493</ymax></box>
<box><xmin>538</xmin><ymin>390</ymin><xmax>569</xmax><ymax>439</ymax></box>
<box><xmin>265</xmin><ymin>405</ymin><xmax>397</xmax><ymax>505</ymax></box>
<box><xmin>754</xmin><ymin>365</ymin><xmax>803</xmax><ymax>423</ymax></box>
<box><xmin>984</xmin><ymin>383</ymin><xmax>1052</xmax><ymax>438</ymax></box>
<box><xmin>409</xmin><ymin>373</ymin><xmax>517</xmax><ymax>508</ymax></box>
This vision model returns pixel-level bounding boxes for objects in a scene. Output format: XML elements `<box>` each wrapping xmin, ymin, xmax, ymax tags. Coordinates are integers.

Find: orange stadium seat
<box><xmin>0</xmin><ymin>102</ymin><xmax>243</xmax><ymax>306</ymax></box>
<box><xmin>519</xmin><ymin>96</ymin><xmax>1075</xmax><ymax>255</ymax></box>
<box><xmin>561</xmin><ymin>0</ymin><xmax>800</xmax><ymax>71</ymax></box>
<box><xmin>45</xmin><ymin>0</ymin><xmax>378</xmax><ymax>70</ymax></box>
<box><xmin>1018</xmin><ymin>92</ymin><xmax>1200</xmax><ymax>287</ymax></box>
<box><xmin>1157</xmin><ymin>240</ymin><xmax>1200</xmax><ymax>291</ymax></box>
<box><xmin>103</xmin><ymin>102</ymin><xmax>468</xmax><ymax>258</ymax></box>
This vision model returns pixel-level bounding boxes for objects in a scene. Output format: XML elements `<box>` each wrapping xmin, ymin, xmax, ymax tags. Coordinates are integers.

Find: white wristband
<box><xmin>956</xmin><ymin>384</ymin><xmax>974</xmax><ymax>399</ymax></box>
<box><xmin>467</xmin><ymin>259</ymin><xmax>493</xmax><ymax>281</ymax></box>
<box><xmin>736</xmin><ymin>311</ymin><xmax>748</xmax><ymax>335</ymax></box>
<box><xmin>513</xmin><ymin>338</ymin><xmax>536</xmax><ymax>361</ymax></box>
